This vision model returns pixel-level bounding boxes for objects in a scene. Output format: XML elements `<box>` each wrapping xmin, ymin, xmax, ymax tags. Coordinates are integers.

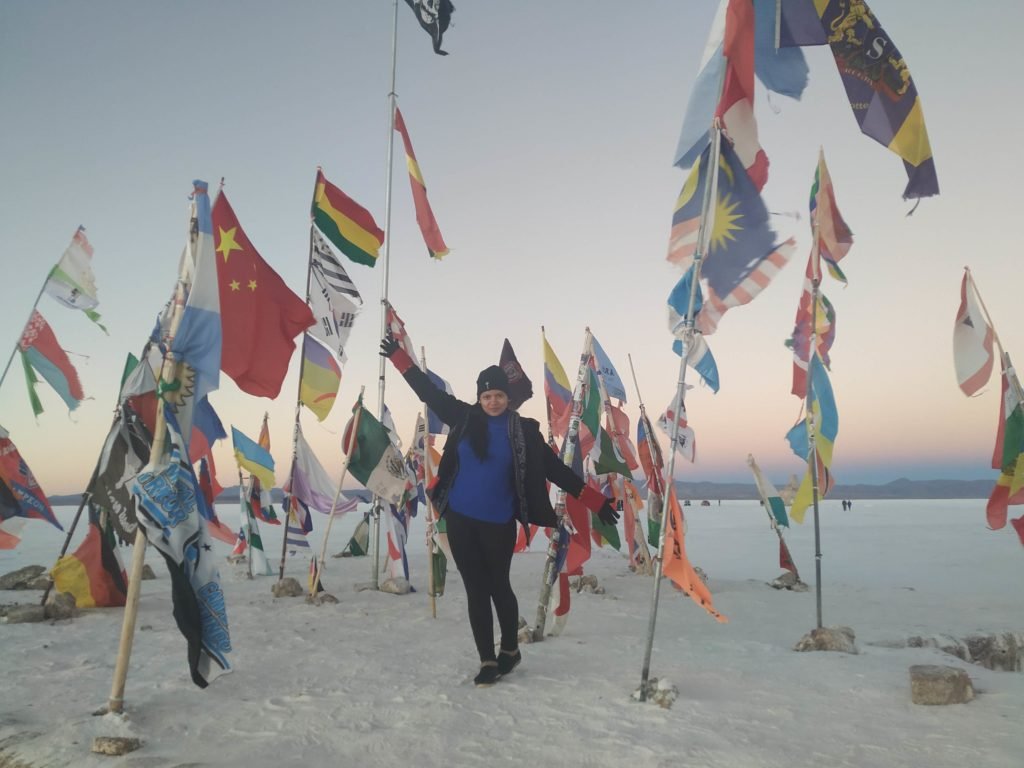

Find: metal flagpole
<box><xmin>532</xmin><ymin>327</ymin><xmax>593</xmax><ymax>641</ymax></box>
<box><xmin>278</xmin><ymin>222</ymin><xmax>317</xmax><ymax>581</ymax></box>
<box><xmin>107</xmin><ymin>194</ymin><xmax>198</xmax><ymax>714</ymax></box>
<box><xmin>638</xmin><ymin>123</ymin><xmax>723</xmax><ymax>701</ymax></box>
<box><xmin>312</xmin><ymin>386</ymin><xmax>365</xmax><ymax>597</ymax></box>
<box><xmin>421</xmin><ymin>346</ymin><xmax>437</xmax><ymax>617</ymax></box>
<box><xmin>806</xmin><ymin>183</ymin><xmax>825</xmax><ymax>629</ymax></box>
<box><xmin>238</xmin><ymin>470</ymin><xmax>254</xmax><ymax>580</ymax></box>
<box><xmin>371</xmin><ymin>0</ymin><xmax>401</xmax><ymax>590</ymax></box>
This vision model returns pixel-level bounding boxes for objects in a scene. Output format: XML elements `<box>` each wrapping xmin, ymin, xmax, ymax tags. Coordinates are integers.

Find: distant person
<box><xmin>381</xmin><ymin>334</ymin><xmax>619</xmax><ymax>687</ymax></box>
<box><xmin>842</xmin><ymin>499</ymin><xmax>848</xmax><ymax>511</ymax></box>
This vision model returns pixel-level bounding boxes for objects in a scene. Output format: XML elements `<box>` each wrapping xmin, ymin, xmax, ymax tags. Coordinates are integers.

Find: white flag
<box><xmin>953</xmin><ymin>272</ymin><xmax>994</xmax><ymax>396</ymax></box>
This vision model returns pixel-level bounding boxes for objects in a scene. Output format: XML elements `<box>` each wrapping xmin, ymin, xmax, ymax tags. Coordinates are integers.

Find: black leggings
<box><xmin>444</xmin><ymin>510</ymin><xmax>519</xmax><ymax>662</ymax></box>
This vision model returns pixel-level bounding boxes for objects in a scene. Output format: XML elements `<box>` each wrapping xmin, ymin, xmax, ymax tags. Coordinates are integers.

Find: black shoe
<box><xmin>474</xmin><ymin>662</ymin><xmax>501</xmax><ymax>687</ymax></box>
<box><xmin>497</xmin><ymin>649</ymin><xmax>521</xmax><ymax>676</ymax></box>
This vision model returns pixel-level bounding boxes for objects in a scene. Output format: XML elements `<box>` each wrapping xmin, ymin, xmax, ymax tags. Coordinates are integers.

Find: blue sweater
<box><xmin>447</xmin><ymin>411</ymin><xmax>516</xmax><ymax>523</ymax></box>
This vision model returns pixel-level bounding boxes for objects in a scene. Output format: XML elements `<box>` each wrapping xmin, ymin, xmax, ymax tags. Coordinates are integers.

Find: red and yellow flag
<box><xmin>394</xmin><ymin>106</ymin><xmax>449</xmax><ymax>260</ymax></box>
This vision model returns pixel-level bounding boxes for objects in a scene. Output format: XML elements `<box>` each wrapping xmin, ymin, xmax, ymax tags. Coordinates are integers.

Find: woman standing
<box><xmin>381</xmin><ymin>336</ymin><xmax>619</xmax><ymax>687</ymax></box>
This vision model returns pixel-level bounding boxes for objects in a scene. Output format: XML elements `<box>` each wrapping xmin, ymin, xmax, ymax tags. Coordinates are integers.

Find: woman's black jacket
<box><xmin>399</xmin><ymin>366</ymin><xmax>586</xmax><ymax>529</ymax></box>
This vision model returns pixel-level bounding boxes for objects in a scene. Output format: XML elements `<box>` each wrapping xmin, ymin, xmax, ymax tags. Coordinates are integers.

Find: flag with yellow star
<box><xmin>666</xmin><ymin>139</ymin><xmax>786</xmax><ymax>300</ymax></box>
<box><xmin>212</xmin><ymin>192</ymin><xmax>314</xmax><ymax>398</ymax></box>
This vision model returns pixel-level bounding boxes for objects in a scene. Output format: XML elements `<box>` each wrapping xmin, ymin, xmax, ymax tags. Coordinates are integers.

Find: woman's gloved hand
<box><xmin>579</xmin><ymin>484</ymin><xmax>620</xmax><ymax>526</ymax></box>
<box><xmin>379</xmin><ymin>332</ymin><xmax>413</xmax><ymax>373</ymax></box>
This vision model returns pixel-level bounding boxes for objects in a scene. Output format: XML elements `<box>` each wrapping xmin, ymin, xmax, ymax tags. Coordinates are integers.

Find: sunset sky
<box><xmin>2</xmin><ymin>1</ymin><xmax>1021</xmax><ymax>495</ymax></box>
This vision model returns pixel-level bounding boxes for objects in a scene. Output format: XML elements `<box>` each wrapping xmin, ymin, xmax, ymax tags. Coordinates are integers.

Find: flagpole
<box><xmin>627</xmin><ymin>353</ymin><xmax>667</xmax><ymax>551</ymax></box>
<box><xmin>312</xmin><ymin>386</ymin><xmax>365</xmax><ymax>596</ymax></box>
<box><xmin>638</xmin><ymin>123</ymin><xmax>722</xmax><ymax>701</ymax></box>
<box><xmin>370</xmin><ymin>0</ymin><xmax>402</xmax><ymax>591</ymax></box>
<box><xmin>747</xmin><ymin>455</ymin><xmax>801</xmax><ymax>584</ymax></box>
<box><xmin>107</xmin><ymin>195</ymin><xmax>198</xmax><ymax>714</ymax></box>
<box><xmin>421</xmin><ymin>346</ymin><xmax>437</xmax><ymax>617</ymax></box>
<box><xmin>278</xmin><ymin>222</ymin><xmax>317</xmax><ymax>581</ymax></box>
<box><xmin>0</xmin><ymin>282</ymin><xmax>48</xmax><ymax>394</ymax></box>
<box><xmin>238</xmin><ymin>470</ymin><xmax>254</xmax><ymax>580</ymax></box>
<box><xmin>807</xmin><ymin>180</ymin><xmax>825</xmax><ymax>630</ymax></box>
<box><xmin>532</xmin><ymin>327</ymin><xmax>593</xmax><ymax>642</ymax></box>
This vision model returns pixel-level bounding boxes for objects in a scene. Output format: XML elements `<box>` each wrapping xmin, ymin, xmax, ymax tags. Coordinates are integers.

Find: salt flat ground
<box><xmin>1</xmin><ymin>499</ymin><xmax>1022</xmax><ymax>768</ymax></box>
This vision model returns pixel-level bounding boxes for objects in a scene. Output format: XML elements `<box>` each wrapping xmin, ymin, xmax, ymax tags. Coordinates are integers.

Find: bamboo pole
<box><xmin>370</xmin><ymin>0</ymin><xmax>402</xmax><ymax>591</ymax></box>
<box><xmin>638</xmin><ymin>124</ymin><xmax>722</xmax><ymax>701</ymax></box>
<box><xmin>420</xmin><ymin>347</ymin><xmax>437</xmax><ymax>617</ymax></box>
<box><xmin>106</xmin><ymin>194</ymin><xmax>199</xmax><ymax>714</ymax></box>
<box><xmin>312</xmin><ymin>386</ymin><xmax>365</xmax><ymax>596</ymax></box>
<box><xmin>532</xmin><ymin>327</ymin><xmax>593</xmax><ymax>641</ymax></box>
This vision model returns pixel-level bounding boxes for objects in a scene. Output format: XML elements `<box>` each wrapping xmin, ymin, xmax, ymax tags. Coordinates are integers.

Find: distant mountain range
<box><xmin>48</xmin><ymin>478</ymin><xmax>993</xmax><ymax>506</ymax></box>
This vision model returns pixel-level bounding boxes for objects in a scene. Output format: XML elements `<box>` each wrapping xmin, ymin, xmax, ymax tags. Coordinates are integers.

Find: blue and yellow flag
<box><xmin>231</xmin><ymin>427</ymin><xmax>275</xmax><ymax>488</ymax></box>
<box><xmin>786</xmin><ymin>354</ymin><xmax>838</xmax><ymax>523</ymax></box>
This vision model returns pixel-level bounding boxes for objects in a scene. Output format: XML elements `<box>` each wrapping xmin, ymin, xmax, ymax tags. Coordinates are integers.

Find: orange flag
<box><xmin>394</xmin><ymin>106</ymin><xmax>449</xmax><ymax>259</ymax></box>
<box><xmin>663</xmin><ymin>488</ymin><xmax>727</xmax><ymax>623</ymax></box>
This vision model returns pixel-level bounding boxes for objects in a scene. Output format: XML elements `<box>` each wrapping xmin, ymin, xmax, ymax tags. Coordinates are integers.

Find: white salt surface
<box><xmin>2</xmin><ymin>500</ymin><xmax>1022</xmax><ymax>767</ymax></box>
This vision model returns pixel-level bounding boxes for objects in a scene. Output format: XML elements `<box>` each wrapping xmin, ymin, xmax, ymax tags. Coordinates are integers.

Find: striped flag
<box><xmin>44</xmin><ymin>226</ymin><xmax>106</xmax><ymax>331</ymax></box>
<box><xmin>788</xmin><ymin>252</ymin><xmax>837</xmax><ymax>399</ymax></box>
<box><xmin>394</xmin><ymin>105</ymin><xmax>449</xmax><ymax>259</ymax></box>
<box><xmin>810</xmin><ymin>149</ymin><xmax>854</xmax><ymax>284</ymax></box>
<box><xmin>18</xmin><ymin>310</ymin><xmax>85</xmax><ymax>415</ymax></box>
<box><xmin>311</xmin><ymin>169</ymin><xmax>385</xmax><ymax>267</ymax></box>
<box><xmin>657</xmin><ymin>398</ymin><xmax>696</xmax><ymax>464</ymax></box>
<box><xmin>786</xmin><ymin>354</ymin><xmax>838</xmax><ymax>524</ymax></box>
<box><xmin>695</xmin><ymin>239</ymin><xmax>797</xmax><ymax>335</ymax></box>
<box><xmin>285</xmin><ymin>497</ymin><xmax>313</xmax><ymax>555</ymax></box>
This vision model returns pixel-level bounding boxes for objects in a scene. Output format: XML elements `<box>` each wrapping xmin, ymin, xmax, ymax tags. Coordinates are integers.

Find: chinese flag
<box><xmin>212</xmin><ymin>193</ymin><xmax>314</xmax><ymax>398</ymax></box>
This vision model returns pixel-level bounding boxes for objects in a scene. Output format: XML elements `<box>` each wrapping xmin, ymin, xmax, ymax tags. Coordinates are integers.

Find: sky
<box><xmin>2</xmin><ymin>0</ymin><xmax>1022</xmax><ymax>495</ymax></box>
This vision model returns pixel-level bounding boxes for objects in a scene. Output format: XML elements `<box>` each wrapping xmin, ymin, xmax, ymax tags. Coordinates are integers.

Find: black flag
<box><xmin>403</xmin><ymin>0</ymin><xmax>454</xmax><ymax>55</ymax></box>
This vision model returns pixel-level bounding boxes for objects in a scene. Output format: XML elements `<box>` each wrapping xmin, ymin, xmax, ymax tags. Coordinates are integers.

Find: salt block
<box><xmin>0</xmin><ymin>565</ymin><xmax>46</xmax><ymax>590</ymax></box>
<box><xmin>91</xmin><ymin>736</ymin><xmax>142</xmax><ymax>755</ymax></box>
<box><xmin>44</xmin><ymin>592</ymin><xmax>77</xmax><ymax>620</ymax></box>
<box><xmin>910</xmin><ymin>664</ymin><xmax>975</xmax><ymax>705</ymax></box>
<box><xmin>793</xmin><ymin>625</ymin><xmax>858</xmax><ymax>654</ymax></box>
<box><xmin>271</xmin><ymin>577</ymin><xmax>304</xmax><ymax>597</ymax></box>
<box><xmin>3</xmin><ymin>605</ymin><xmax>47</xmax><ymax>624</ymax></box>
<box><xmin>379</xmin><ymin>577</ymin><xmax>411</xmax><ymax>595</ymax></box>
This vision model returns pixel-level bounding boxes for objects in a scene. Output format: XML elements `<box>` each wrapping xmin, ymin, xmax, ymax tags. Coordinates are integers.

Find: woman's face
<box><xmin>479</xmin><ymin>389</ymin><xmax>509</xmax><ymax>417</ymax></box>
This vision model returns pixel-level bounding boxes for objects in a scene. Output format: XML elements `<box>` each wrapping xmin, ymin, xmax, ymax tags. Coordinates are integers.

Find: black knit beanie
<box><xmin>476</xmin><ymin>365</ymin><xmax>510</xmax><ymax>397</ymax></box>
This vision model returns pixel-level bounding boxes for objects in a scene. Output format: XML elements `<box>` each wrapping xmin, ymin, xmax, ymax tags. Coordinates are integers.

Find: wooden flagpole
<box><xmin>106</xmin><ymin>194</ymin><xmax>200</xmax><ymax>714</ymax></box>
<box><xmin>370</xmin><ymin>0</ymin><xmax>402</xmax><ymax>591</ymax></box>
<box><xmin>532</xmin><ymin>327</ymin><xmax>593</xmax><ymax>642</ymax></box>
<box><xmin>312</xmin><ymin>386</ymin><xmax>365</xmax><ymax>597</ymax></box>
<box><xmin>638</xmin><ymin>123</ymin><xmax>723</xmax><ymax>701</ymax></box>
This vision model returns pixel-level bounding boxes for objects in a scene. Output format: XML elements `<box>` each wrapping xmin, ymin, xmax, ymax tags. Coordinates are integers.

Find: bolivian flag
<box><xmin>312</xmin><ymin>169</ymin><xmax>385</xmax><ymax>267</ymax></box>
